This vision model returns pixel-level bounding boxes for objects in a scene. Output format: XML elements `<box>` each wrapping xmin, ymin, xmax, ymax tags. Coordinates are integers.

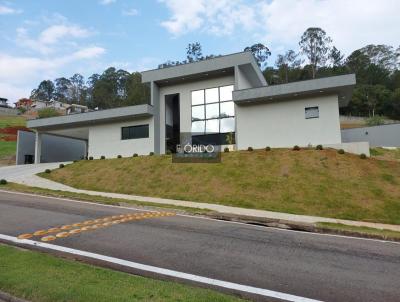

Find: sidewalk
<box><xmin>1</xmin><ymin>163</ymin><xmax>400</xmax><ymax>232</ymax></box>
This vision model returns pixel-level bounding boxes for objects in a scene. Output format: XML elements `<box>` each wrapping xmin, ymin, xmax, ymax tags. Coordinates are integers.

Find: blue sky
<box><xmin>1</xmin><ymin>0</ymin><xmax>399</xmax><ymax>102</ymax></box>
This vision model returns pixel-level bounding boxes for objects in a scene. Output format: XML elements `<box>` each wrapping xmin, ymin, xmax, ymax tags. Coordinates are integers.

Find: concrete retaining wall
<box><xmin>324</xmin><ymin>142</ymin><xmax>370</xmax><ymax>157</ymax></box>
<box><xmin>341</xmin><ymin>123</ymin><xmax>400</xmax><ymax>147</ymax></box>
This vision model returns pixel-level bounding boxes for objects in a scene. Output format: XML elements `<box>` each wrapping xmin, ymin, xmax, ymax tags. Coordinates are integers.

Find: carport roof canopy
<box><xmin>27</xmin><ymin>104</ymin><xmax>154</xmax><ymax>140</ymax></box>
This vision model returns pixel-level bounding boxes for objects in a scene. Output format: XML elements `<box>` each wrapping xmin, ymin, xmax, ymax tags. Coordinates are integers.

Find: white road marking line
<box><xmin>1</xmin><ymin>189</ymin><xmax>399</xmax><ymax>245</ymax></box>
<box><xmin>0</xmin><ymin>233</ymin><xmax>322</xmax><ymax>302</ymax></box>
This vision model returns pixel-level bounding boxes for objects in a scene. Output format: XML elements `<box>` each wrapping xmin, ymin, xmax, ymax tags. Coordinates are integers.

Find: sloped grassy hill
<box><xmin>42</xmin><ymin>149</ymin><xmax>400</xmax><ymax>224</ymax></box>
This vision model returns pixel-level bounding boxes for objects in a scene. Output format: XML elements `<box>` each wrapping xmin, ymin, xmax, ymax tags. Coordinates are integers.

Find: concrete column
<box><xmin>34</xmin><ymin>131</ymin><xmax>42</xmax><ymax>164</ymax></box>
<box><xmin>151</xmin><ymin>81</ymin><xmax>161</xmax><ymax>155</ymax></box>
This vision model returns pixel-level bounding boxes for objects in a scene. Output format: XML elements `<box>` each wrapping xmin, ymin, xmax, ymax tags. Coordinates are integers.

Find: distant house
<box><xmin>66</xmin><ymin>104</ymin><xmax>89</xmax><ymax>115</ymax></box>
<box><xmin>14</xmin><ymin>98</ymin><xmax>33</xmax><ymax>109</ymax></box>
<box><xmin>0</xmin><ymin>98</ymin><xmax>8</xmax><ymax>108</ymax></box>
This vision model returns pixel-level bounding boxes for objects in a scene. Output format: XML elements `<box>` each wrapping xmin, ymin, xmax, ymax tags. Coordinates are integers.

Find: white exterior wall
<box><xmin>236</xmin><ymin>94</ymin><xmax>342</xmax><ymax>149</ymax></box>
<box><xmin>158</xmin><ymin>75</ymin><xmax>235</xmax><ymax>154</ymax></box>
<box><xmin>88</xmin><ymin>117</ymin><xmax>154</xmax><ymax>158</ymax></box>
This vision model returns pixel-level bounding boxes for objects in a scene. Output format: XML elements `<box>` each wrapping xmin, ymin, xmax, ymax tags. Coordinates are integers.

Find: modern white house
<box><xmin>20</xmin><ymin>51</ymin><xmax>360</xmax><ymax>164</ymax></box>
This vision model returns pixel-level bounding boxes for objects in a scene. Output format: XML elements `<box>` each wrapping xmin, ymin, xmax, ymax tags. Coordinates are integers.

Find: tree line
<box><xmin>29</xmin><ymin>27</ymin><xmax>400</xmax><ymax>119</ymax></box>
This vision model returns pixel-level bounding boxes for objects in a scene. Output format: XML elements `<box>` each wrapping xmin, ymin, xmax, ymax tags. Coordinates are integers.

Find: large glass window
<box><xmin>191</xmin><ymin>85</ymin><xmax>235</xmax><ymax>136</ymax></box>
<box><xmin>121</xmin><ymin>125</ymin><xmax>149</xmax><ymax>140</ymax></box>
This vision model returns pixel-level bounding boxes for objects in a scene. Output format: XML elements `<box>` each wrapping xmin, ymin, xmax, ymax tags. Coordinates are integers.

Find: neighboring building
<box><xmin>65</xmin><ymin>104</ymin><xmax>89</xmax><ymax>115</ymax></box>
<box><xmin>23</xmin><ymin>51</ymin><xmax>360</xmax><ymax>164</ymax></box>
<box><xmin>0</xmin><ymin>98</ymin><xmax>8</xmax><ymax>108</ymax></box>
<box><xmin>14</xmin><ymin>98</ymin><xmax>33</xmax><ymax>109</ymax></box>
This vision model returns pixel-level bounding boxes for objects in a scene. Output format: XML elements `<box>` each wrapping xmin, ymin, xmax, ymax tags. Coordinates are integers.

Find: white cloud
<box><xmin>122</xmin><ymin>8</ymin><xmax>139</xmax><ymax>16</ymax></box>
<box><xmin>99</xmin><ymin>0</ymin><xmax>116</xmax><ymax>5</ymax></box>
<box><xmin>1</xmin><ymin>15</ymin><xmax>105</xmax><ymax>102</ymax></box>
<box><xmin>159</xmin><ymin>0</ymin><xmax>256</xmax><ymax>37</ymax></box>
<box><xmin>0</xmin><ymin>4</ymin><xmax>22</xmax><ymax>15</ymax></box>
<box><xmin>160</xmin><ymin>0</ymin><xmax>400</xmax><ymax>56</ymax></box>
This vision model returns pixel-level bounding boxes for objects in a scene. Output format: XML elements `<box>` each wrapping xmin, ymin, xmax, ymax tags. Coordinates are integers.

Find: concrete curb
<box><xmin>206</xmin><ymin>212</ymin><xmax>400</xmax><ymax>242</ymax></box>
<box><xmin>0</xmin><ymin>291</ymin><xmax>29</xmax><ymax>302</ymax></box>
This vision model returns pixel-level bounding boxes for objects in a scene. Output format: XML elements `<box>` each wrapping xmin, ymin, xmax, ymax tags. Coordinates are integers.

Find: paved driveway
<box><xmin>0</xmin><ymin>163</ymin><xmax>74</xmax><ymax>190</ymax></box>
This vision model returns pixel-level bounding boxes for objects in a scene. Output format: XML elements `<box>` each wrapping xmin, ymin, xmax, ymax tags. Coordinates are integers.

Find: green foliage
<box><xmin>100</xmin><ymin>156</ymin><xmax>105</xmax><ymax>160</ymax></box>
<box><xmin>133</xmin><ymin>153</ymin><xmax>138</xmax><ymax>157</ymax></box>
<box><xmin>89</xmin><ymin>156</ymin><xmax>93</xmax><ymax>160</ymax></box>
<box><xmin>338</xmin><ymin>149</ymin><xmax>345</xmax><ymax>154</ymax></box>
<box><xmin>59</xmin><ymin>164</ymin><xmax>65</xmax><ymax>168</ymax></box>
<box><xmin>149</xmin><ymin>152</ymin><xmax>154</xmax><ymax>156</ymax></box>
<box><xmin>244</xmin><ymin>43</ymin><xmax>271</xmax><ymax>70</ymax></box>
<box><xmin>224</xmin><ymin>147</ymin><xmax>229</xmax><ymax>153</ymax></box>
<box><xmin>117</xmin><ymin>155</ymin><xmax>122</xmax><ymax>158</ymax></box>
<box><xmin>37</xmin><ymin>108</ymin><xmax>60</xmax><ymax>119</ymax></box>
<box><xmin>360</xmin><ymin>153</ymin><xmax>367</xmax><ymax>159</ymax></box>
<box><xmin>44</xmin><ymin>169</ymin><xmax>51</xmax><ymax>173</ymax></box>
<box><xmin>265</xmin><ymin>146</ymin><xmax>271</xmax><ymax>151</ymax></box>
<box><xmin>293</xmin><ymin>145</ymin><xmax>300</xmax><ymax>151</ymax></box>
<box><xmin>316</xmin><ymin>145</ymin><xmax>323</xmax><ymax>150</ymax></box>
<box><xmin>0</xmin><ymin>179</ymin><xmax>7</xmax><ymax>185</ymax></box>
<box><xmin>247</xmin><ymin>147</ymin><xmax>253</xmax><ymax>151</ymax></box>
<box><xmin>365</xmin><ymin>115</ymin><xmax>385</xmax><ymax>126</ymax></box>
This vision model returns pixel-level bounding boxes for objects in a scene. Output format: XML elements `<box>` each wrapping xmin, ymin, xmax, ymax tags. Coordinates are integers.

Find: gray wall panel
<box><xmin>341</xmin><ymin>124</ymin><xmax>400</xmax><ymax>147</ymax></box>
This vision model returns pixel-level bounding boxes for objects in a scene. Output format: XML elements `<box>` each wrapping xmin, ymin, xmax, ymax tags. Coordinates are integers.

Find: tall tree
<box><xmin>70</xmin><ymin>73</ymin><xmax>85</xmax><ymax>104</ymax></box>
<box><xmin>299</xmin><ymin>27</ymin><xmax>332</xmax><ymax>78</ymax></box>
<box><xmin>31</xmin><ymin>80</ymin><xmax>55</xmax><ymax>103</ymax></box>
<box><xmin>244</xmin><ymin>43</ymin><xmax>271</xmax><ymax>70</ymax></box>
<box><xmin>359</xmin><ymin>44</ymin><xmax>398</xmax><ymax>71</ymax></box>
<box><xmin>275</xmin><ymin>50</ymin><xmax>301</xmax><ymax>83</ymax></box>
<box><xmin>330</xmin><ymin>46</ymin><xmax>345</xmax><ymax>67</ymax></box>
<box><xmin>54</xmin><ymin>77</ymin><xmax>72</xmax><ymax>103</ymax></box>
<box><xmin>187</xmin><ymin>42</ymin><xmax>203</xmax><ymax>63</ymax></box>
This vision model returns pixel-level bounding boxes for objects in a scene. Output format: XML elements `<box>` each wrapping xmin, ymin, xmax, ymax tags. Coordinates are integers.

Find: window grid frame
<box><xmin>121</xmin><ymin>124</ymin><xmax>149</xmax><ymax>140</ymax></box>
<box><xmin>191</xmin><ymin>85</ymin><xmax>235</xmax><ymax>134</ymax></box>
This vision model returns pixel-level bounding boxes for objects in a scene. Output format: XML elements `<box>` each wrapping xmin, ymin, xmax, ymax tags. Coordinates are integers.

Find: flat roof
<box><xmin>27</xmin><ymin>104</ymin><xmax>154</xmax><ymax>130</ymax></box>
<box><xmin>233</xmin><ymin>74</ymin><xmax>356</xmax><ymax>107</ymax></box>
<box><xmin>141</xmin><ymin>51</ymin><xmax>267</xmax><ymax>87</ymax></box>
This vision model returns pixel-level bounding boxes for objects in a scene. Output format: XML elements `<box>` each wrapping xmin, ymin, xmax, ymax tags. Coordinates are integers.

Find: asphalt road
<box><xmin>0</xmin><ymin>190</ymin><xmax>399</xmax><ymax>302</ymax></box>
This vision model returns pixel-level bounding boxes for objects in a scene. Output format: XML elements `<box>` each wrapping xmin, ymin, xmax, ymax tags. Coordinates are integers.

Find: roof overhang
<box><xmin>141</xmin><ymin>51</ymin><xmax>267</xmax><ymax>87</ymax></box>
<box><xmin>27</xmin><ymin>104</ymin><xmax>154</xmax><ymax>130</ymax></box>
<box><xmin>233</xmin><ymin>74</ymin><xmax>356</xmax><ymax>107</ymax></box>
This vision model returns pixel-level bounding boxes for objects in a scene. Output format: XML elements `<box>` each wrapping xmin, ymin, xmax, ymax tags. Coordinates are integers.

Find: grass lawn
<box><xmin>316</xmin><ymin>222</ymin><xmax>400</xmax><ymax>240</ymax></box>
<box><xmin>0</xmin><ymin>244</ymin><xmax>241</xmax><ymax>302</ymax></box>
<box><xmin>0</xmin><ymin>115</ymin><xmax>26</xmax><ymax>128</ymax></box>
<box><xmin>40</xmin><ymin>149</ymin><xmax>400</xmax><ymax>225</ymax></box>
<box><xmin>0</xmin><ymin>141</ymin><xmax>16</xmax><ymax>158</ymax></box>
<box><xmin>370</xmin><ymin>147</ymin><xmax>400</xmax><ymax>161</ymax></box>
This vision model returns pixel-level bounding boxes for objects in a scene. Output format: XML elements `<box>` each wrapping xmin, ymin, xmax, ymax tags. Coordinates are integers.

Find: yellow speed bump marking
<box><xmin>41</xmin><ymin>235</ymin><xmax>56</xmax><ymax>242</ymax></box>
<box><xmin>56</xmin><ymin>232</ymin><xmax>70</xmax><ymax>238</ymax></box>
<box><xmin>33</xmin><ymin>230</ymin><xmax>48</xmax><ymax>236</ymax></box>
<box><xmin>18</xmin><ymin>233</ymin><xmax>33</xmax><ymax>239</ymax></box>
<box><xmin>17</xmin><ymin>211</ymin><xmax>176</xmax><ymax>242</ymax></box>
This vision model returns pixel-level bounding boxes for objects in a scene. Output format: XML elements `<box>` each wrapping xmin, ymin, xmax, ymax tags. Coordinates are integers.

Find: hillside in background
<box><xmin>42</xmin><ymin>148</ymin><xmax>400</xmax><ymax>225</ymax></box>
<box><xmin>0</xmin><ymin>115</ymin><xmax>27</xmax><ymax>166</ymax></box>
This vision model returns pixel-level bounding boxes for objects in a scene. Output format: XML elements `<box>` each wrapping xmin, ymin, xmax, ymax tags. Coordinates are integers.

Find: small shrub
<box><xmin>166</xmin><ymin>150</ymin><xmax>172</xmax><ymax>155</ymax></box>
<box><xmin>360</xmin><ymin>153</ymin><xmax>367</xmax><ymax>159</ymax></box>
<box><xmin>37</xmin><ymin>108</ymin><xmax>60</xmax><ymax>119</ymax></box>
<box><xmin>73</xmin><ymin>160</ymin><xmax>78</xmax><ymax>163</ymax></box>
<box><xmin>133</xmin><ymin>153</ymin><xmax>138</xmax><ymax>157</ymax></box>
<box><xmin>316</xmin><ymin>144</ymin><xmax>323</xmax><ymax>150</ymax></box>
<box><xmin>59</xmin><ymin>164</ymin><xmax>65</xmax><ymax>168</ymax></box>
<box><xmin>338</xmin><ymin>149</ymin><xmax>345</xmax><ymax>154</ymax></box>
<box><xmin>89</xmin><ymin>156</ymin><xmax>93</xmax><ymax>160</ymax></box>
<box><xmin>0</xmin><ymin>179</ymin><xmax>7</xmax><ymax>185</ymax></box>
<box><xmin>365</xmin><ymin>115</ymin><xmax>385</xmax><ymax>126</ymax></box>
<box><xmin>293</xmin><ymin>145</ymin><xmax>300</xmax><ymax>151</ymax></box>
<box><xmin>100</xmin><ymin>155</ymin><xmax>105</xmax><ymax>160</ymax></box>
<box><xmin>149</xmin><ymin>152</ymin><xmax>154</xmax><ymax>156</ymax></box>
<box><xmin>224</xmin><ymin>147</ymin><xmax>229</xmax><ymax>153</ymax></box>
<box><xmin>247</xmin><ymin>147</ymin><xmax>253</xmax><ymax>151</ymax></box>
<box><xmin>44</xmin><ymin>169</ymin><xmax>51</xmax><ymax>173</ymax></box>
<box><xmin>265</xmin><ymin>146</ymin><xmax>271</xmax><ymax>151</ymax></box>
<box><xmin>117</xmin><ymin>155</ymin><xmax>122</xmax><ymax>158</ymax></box>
